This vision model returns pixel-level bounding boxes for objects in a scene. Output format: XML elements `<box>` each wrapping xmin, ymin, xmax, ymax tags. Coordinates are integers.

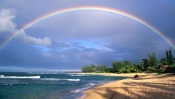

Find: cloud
<box><xmin>19</xmin><ymin>31</ymin><xmax>52</xmax><ymax>46</ymax></box>
<box><xmin>0</xmin><ymin>9</ymin><xmax>52</xmax><ymax>46</ymax></box>
<box><xmin>0</xmin><ymin>9</ymin><xmax>16</xmax><ymax>32</ymax></box>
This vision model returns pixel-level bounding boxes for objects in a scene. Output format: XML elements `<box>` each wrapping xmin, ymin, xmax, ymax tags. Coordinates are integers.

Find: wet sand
<box><xmin>80</xmin><ymin>73</ymin><xmax>175</xmax><ymax>99</ymax></box>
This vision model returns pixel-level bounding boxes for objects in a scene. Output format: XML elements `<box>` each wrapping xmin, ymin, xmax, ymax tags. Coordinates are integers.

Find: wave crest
<box><xmin>0</xmin><ymin>75</ymin><xmax>40</xmax><ymax>79</ymax></box>
<box><xmin>41</xmin><ymin>78</ymin><xmax>80</xmax><ymax>82</ymax></box>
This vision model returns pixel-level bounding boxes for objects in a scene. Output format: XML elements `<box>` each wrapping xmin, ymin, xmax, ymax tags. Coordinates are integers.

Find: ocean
<box><xmin>0</xmin><ymin>72</ymin><xmax>126</xmax><ymax>99</ymax></box>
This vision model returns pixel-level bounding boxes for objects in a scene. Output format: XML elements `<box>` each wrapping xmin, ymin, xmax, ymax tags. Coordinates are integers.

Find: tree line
<box><xmin>82</xmin><ymin>49</ymin><xmax>175</xmax><ymax>73</ymax></box>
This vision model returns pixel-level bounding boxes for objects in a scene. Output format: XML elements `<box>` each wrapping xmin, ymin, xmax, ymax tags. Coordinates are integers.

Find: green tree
<box><xmin>166</xmin><ymin>50</ymin><xmax>169</xmax><ymax>64</ymax></box>
<box><xmin>168</xmin><ymin>49</ymin><xmax>173</xmax><ymax>65</ymax></box>
<box><xmin>112</xmin><ymin>61</ymin><xmax>125</xmax><ymax>72</ymax></box>
<box><xmin>96</xmin><ymin>64</ymin><xmax>106</xmax><ymax>73</ymax></box>
<box><xmin>123</xmin><ymin>60</ymin><xmax>132</xmax><ymax>66</ymax></box>
<box><xmin>136</xmin><ymin>64</ymin><xmax>143</xmax><ymax>72</ymax></box>
<box><xmin>164</xmin><ymin>64</ymin><xmax>175</xmax><ymax>73</ymax></box>
<box><xmin>166</xmin><ymin>49</ymin><xmax>174</xmax><ymax>65</ymax></box>
<box><xmin>141</xmin><ymin>59</ymin><xmax>149</xmax><ymax>71</ymax></box>
<box><xmin>148</xmin><ymin>53</ymin><xmax>158</xmax><ymax>67</ymax></box>
<box><xmin>90</xmin><ymin>64</ymin><xmax>96</xmax><ymax>72</ymax></box>
<box><xmin>105</xmin><ymin>68</ymin><xmax>115</xmax><ymax>73</ymax></box>
<box><xmin>82</xmin><ymin>64</ymin><xmax>107</xmax><ymax>73</ymax></box>
<box><xmin>82</xmin><ymin>66</ymin><xmax>93</xmax><ymax>73</ymax></box>
<box><xmin>160</xmin><ymin>58</ymin><xmax>167</xmax><ymax>65</ymax></box>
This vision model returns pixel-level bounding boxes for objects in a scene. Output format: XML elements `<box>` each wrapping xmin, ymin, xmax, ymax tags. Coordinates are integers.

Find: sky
<box><xmin>0</xmin><ymin>0</ymin><xmax>175</xmax><ymax>72</ymax></box>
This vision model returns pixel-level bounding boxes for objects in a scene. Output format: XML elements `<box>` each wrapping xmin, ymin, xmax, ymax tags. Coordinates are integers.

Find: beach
<box><xmin>80</xmin><ymin>73</ymin><xmax>175</xmax><ymax>99</ymax></box>
<box><xmin>74</xmin><ymin>73</ymin><xmax>147</xmax><ymax>77</ymax></box>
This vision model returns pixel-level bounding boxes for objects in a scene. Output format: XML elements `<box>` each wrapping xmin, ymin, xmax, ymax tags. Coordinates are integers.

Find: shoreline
<box><xmin>79</xmin><ymin>73</ymin><xmax>175</xmax><ymax>99</ymax></box>
<box><xmin>71</xmin><ymin>72</ymin><xmax>148</xmax><ymax>77</ymax></box>
<box><xmin>77</xmin><ymin>73</ymin><xmax>145</xmax><ymax>99</ymax></box>
<box><xmin>75</xmin><ymin>73</ymin><xmax>139</xmax><ymax>99</ymax></box>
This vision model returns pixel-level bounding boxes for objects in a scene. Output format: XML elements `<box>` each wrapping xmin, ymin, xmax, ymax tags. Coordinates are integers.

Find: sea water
<box><xmin>0</xmin><ymin>72</ymin><xmax>125</xmax><ymax>99</ymax></box>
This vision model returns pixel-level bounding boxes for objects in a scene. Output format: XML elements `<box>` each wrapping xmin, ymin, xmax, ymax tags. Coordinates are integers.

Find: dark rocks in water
<box><xmin>133</xmin><ymin>74</ymin><xmax>139</xmax><ymax>78</ymax></box>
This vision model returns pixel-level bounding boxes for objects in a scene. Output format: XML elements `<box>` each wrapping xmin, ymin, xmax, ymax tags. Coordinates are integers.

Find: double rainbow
<box><xmin>0</xmin><ymin>6</ymin><xmax>174</xmax><ymax>49</ymax></box>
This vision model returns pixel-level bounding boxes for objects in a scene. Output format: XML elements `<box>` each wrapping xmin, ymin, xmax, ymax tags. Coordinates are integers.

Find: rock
<box><xmin>133</xmin><ymin>74</ymin><xmax>139</xmax><ymax>78</ymax></box>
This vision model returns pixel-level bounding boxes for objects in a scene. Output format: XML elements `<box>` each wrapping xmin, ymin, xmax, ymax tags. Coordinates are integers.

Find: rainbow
<box><xmin>0</xmin><ymin>6</ymin><xmax>174</xmax><ymax>49</ymax></box>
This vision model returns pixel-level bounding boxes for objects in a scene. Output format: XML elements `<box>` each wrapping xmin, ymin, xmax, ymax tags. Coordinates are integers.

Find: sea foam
<box><xmin>0</xmin><ymin>75</ymin><xmax>40</xmax><ymax>79</ymax></box>
<box><xmin>41</xmin><ymin>78</ymin><xmax>80</xmax><ymax>82</ymax></box>
<box><xmin>71</xmin><ymin>83</ymin><xmax>95</xmax><ymax>93</ymax></box>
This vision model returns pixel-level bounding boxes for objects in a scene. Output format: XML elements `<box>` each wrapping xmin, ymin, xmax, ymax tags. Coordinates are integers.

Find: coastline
<box><xmin>79</xmin><ymin>73</ymin><xmax>175</xmax><ymax>99</ymax></box>
<box><xmin>72</xmin><ymin>72</ymin><xmax>148</xmax><ymax>77</ymax></box>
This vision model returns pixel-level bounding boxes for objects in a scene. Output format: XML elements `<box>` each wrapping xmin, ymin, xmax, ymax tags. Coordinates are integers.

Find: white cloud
<box><xmin>0</xmin><ymin>9</ymin><xmax>52</xmax><ymax>46</ymax></box>
<box><xmin>0</xmin><ymin>9</ymin><xmax>16</xmax><ymax>32</ymax></box>
<box><xmin>20</xmin><ymin>32</ymin><xmax>52</xmax><ymax>46</ymax></box>
<box><xmin>98</xmin><ymin>46</ymin><xmax>114</xmax><ymax>52</ymax></box>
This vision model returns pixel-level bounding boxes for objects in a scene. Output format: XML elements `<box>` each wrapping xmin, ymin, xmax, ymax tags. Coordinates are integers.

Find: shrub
<box><xmin>164</xmin><ymin>65</ymin><xmax>175</xmax><ymax>73</ymax></box>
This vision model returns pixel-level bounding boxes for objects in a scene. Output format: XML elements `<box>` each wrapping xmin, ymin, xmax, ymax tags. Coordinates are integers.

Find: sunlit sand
<box><xmin>80</xmin><ymin>73</ymin><xmax>175</xmax><ymax>99</ymax></box>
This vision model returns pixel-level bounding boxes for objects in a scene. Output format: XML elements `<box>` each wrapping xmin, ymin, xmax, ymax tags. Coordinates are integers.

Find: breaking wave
<box><xmin>71</xmin><ymin>83</ymin><xmax>96</xmax><ymax>93</ymax></box>
<box><xmin>0</xmin><ymin>75</ymin><xmax>40</xmax><ymax>79</ymax></box>
<box><xmin>41</xmin><ymin>78</ymin><xmax>80</xmax><ymax>82</ymax></box>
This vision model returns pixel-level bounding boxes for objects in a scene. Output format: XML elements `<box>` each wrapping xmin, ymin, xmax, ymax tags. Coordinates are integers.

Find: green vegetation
<box><xmin>82</xmin><ymin>64</ymin><xmax>107</xmax><ymax>73</ymax></box>
<box><xmin>112</xmin><ymin>60</ymin><xmax>141</xmax><ymax>73</ymax></box>
<box><xmin>82</xmin><ymin>49</ymin><xmax>175</xmax><ymax>73</ymax></box>
<box><xmin>166</xmin><ymin>49</ymin><xmax>174</xmax><ymax>65</ymax></box>
<box><xmin>164</xmin><ymin>64</ymin><xmax>175</xmax><ymax>73</ymax></box>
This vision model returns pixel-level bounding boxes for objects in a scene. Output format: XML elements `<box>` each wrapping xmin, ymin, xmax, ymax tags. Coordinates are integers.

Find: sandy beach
<box><xmin>73</xmin><ymin>73</ymin><xmax>147</xmax><ymax>77</ymax></box>
<box><xmin>80</xmin><ymin>73</ymin><xmax>175</xmax><ymax>99</ymax></box>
